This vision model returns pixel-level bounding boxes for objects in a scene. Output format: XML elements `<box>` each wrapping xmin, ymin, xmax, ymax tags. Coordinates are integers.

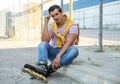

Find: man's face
<box><xmin>50</xmin><ymin>8</ymin><xmax>63</xmax><ymax>24</ymax></box>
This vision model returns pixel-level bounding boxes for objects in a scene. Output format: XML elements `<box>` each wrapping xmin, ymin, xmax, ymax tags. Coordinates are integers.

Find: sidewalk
<box><xmin>59</xmin><ymin>46</ymin><xmax>120</xmax><ymax>84</ymax></box>
<box><xmin>0</xmin><ymin>40</ymin><xmax>120</xmax><ymax>84</ymax></box>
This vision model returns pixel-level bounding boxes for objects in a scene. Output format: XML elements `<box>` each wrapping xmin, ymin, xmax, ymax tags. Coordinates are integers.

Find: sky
<box><xmin>0</xmin><ymin>0</ymin><xmax>76</xmax><ymax>11</ymax></box>
<box><xmin>0</xmin><ymin>0</ymin><xmax>58</xmax><ymax>11</ymax></box>
<box><xmin>0</xmin><ymin>0</ymin><xmax>41</xmax><ymax>11</ymax></box>
<box><xmin>0</xmin><ymin>0</ymin><xmax>18</xmax><ymax>10</ymax></box>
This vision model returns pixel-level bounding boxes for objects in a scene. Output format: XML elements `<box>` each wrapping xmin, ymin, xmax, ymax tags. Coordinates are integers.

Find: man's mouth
<box><xmin>55</xmin><ymin>19</ymin><xmax>59</xmax><ymax>22</ymax></box>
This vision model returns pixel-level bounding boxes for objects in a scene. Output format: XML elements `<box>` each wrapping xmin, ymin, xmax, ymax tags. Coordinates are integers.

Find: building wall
<box><xmin>14</xmin><ymin>2</ymin><xmax>41</xmax><ymax>40</ymax></box>
<box><xmin>43</xmin><ymin>0</ymin><xmax>120</xmax><ymax>29</ymax></box>
<box><xmin>0</xmin><ymin>0</ymin><xmax>119</xmax><ymax>40</ymax></box>
<box><xmin>0</xmin><ymin>9</ymin><xmax>8</xmax><ymax>37</ymax></box>
<box><xmin>71</xmin><ymin>0</ymin><xmax>120</xmax><ymax>29</ymax></box>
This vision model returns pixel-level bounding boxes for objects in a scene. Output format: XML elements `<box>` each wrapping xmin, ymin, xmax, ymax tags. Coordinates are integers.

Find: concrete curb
<box><xmin>58</xmin><ymin>65</ymin><xmax>120</xmax><ymax>84</ymax></box>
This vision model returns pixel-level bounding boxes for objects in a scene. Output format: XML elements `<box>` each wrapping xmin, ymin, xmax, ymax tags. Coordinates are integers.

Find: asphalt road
<box><xmin>0</xmin><ymin>47</ymin><xmax>81</xmax><ymax>84</ymax></box>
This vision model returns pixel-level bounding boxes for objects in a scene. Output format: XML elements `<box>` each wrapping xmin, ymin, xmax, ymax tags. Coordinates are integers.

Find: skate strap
<box><xmin>36</xmin><ymin>62</ymin><xmax>47</xmax><ymax>66</ymax></box>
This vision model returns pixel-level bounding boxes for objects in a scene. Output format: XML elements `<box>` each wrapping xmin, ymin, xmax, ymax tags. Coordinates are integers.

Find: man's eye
<box><xmin>52</xmin><ymin>15</ymin><xmax>54</xmax><ymax>17</ymax></box>
<box><xmin>55</xmin><ymin>13</ymin><xmax>58</xmax><ymax>16</ymax></box>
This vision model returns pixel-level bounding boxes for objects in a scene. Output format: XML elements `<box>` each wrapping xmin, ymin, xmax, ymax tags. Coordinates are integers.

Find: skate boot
<box><xmin>36</xmin><ymin>62</ymin><xmax>58</xmax><ymax>77</ymax></box>
<box><xmin>35</xmin><ymin>62</ymin><xmax>48</xmax><ymax>77</ymax></box>
<box><xmin>46</xmin><ymin>64</ymin><xmax>58</xmax><ymax>77</ymax></box>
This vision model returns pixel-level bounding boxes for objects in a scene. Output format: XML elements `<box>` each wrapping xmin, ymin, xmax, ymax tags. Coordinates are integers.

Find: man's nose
<box><xmin>54</xmin><ymin>15</ymin><xmax>58</xmax><ymax>19</ymax></box>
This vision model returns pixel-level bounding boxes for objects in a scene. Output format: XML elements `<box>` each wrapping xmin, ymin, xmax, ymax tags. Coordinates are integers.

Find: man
<box><xmin>37</xmin><ymin>4</ymin><xmax>79</xmax><ymax>77</ymax></box>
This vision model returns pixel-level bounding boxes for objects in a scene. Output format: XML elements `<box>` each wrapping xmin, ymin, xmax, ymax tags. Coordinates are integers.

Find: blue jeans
<box><xmin>38</xmin><ymin>41</ymin><xmax>79</xmax><ymax>67</ymax></box>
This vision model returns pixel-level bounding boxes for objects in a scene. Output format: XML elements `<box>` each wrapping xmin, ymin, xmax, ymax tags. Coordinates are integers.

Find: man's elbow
<box><xmin>41</xmin><ymin>37</ymin><xmax>50</xmax><ymax>42</ymax></box>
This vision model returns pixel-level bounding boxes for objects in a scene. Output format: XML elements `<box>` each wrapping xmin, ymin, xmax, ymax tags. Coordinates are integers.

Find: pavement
<box><xmin>59</xmin><ymin>46</ymin><xmax>120</xmax><ymax>84</ymax></box>
<box><xmin>0</xmin><ymin>40</ymin><xmax>120</xmax><ymax>84</ymax></box>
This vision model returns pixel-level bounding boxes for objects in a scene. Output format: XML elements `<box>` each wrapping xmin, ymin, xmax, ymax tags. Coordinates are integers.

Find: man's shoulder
<box><xmin>70</xmin><ymin>24</ymin><xmax>78</xmax><ymax>29</ymax></box>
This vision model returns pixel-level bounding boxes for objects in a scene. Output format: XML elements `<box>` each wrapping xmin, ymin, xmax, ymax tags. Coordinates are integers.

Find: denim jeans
<box><xmin>38</xmin><ymin>41</ymin><xmax>79</xmax><ymax>67</ymax></box>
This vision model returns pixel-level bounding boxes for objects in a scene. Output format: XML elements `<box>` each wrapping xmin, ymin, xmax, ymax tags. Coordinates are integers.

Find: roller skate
<box><xmin>22</xmin><ymin>63</ymin><xmax>48</xmax><ymax>83</ymax></box>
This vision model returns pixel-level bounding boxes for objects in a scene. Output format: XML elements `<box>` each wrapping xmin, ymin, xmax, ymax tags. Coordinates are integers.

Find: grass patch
<box><xmin>88</xmin><ymin>57</ymin><xmax>102</xmax><ymax>67</ymax></box>
<box><xmin>90</xmin><ymin>62</ymin><xmax>102</xmax><ymax>67</ymax></box>
<box><xmin>82</xmin><ymin>45</ymin><xmax>120</xmax><ymax>53</ymax></box>
<box><xmin>71</xmin><ymin>60</ymin><xmax>84</xmax><ymax>65</ymax></box>
<box><xmin>9</xmin><ymin>37</ymin><xmax>20</xmax><ymax>41</ymax></box>
<box><xmin>95</xmin><ymin>49</ymin><xmax>104</xmax><ymax>52</ymax></box>
<box><xmin>104</xmin><ymin>45</ymin><xmax>120</xmax><ymax>52</ymax></box>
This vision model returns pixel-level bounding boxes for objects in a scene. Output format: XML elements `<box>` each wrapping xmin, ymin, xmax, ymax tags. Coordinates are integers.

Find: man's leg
<box><xmin>37</xmin><ymin>42</ymin><xmax>78</xmax><ymax>76</ymax></box>
<box><xmin>38</xmin><ymin>41</ymin><xmax>49</xmax><ymax>64</ymax></box>
<box><xmin>37</xmin><ymin>41</ymin><xmax>59</xmax><ymax>77</ymax></box>
<box><xmin>38</xmin><ymin>41</ymin><xmax>60</xmax><ymax>64</ymax></box>
<box><xmin>45</xmin><ymin>46</ymin><xmax>79</xmax><ymax>76</ymax></box>
<box><xmin>60</xmin><ymin>46</ymin><xmax>79</xmax><ymax>67</ymax></box>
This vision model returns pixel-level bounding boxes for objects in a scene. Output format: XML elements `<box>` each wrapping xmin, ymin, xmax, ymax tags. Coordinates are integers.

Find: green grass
<box><xmin>71</xmin><ymin>60</ymin><xmax>84</xmax><ymax>65</ymax></box>
<box><xmin>90</xmin><ymin>62</ymin><xmax>102</xmax><ymax>67</ymax></box>
<box><xmin>9</xmin><ymin>36</ymin><xmax>20</xmax><ymax>41</ymax></box>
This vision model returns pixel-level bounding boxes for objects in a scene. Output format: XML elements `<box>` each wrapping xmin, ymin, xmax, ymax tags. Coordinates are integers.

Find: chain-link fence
<box><xmin>69</xmin><ymin>0</ymin><xmax>120</xmax><ymax>46</ymax></box>
<box><xmin>0</xmin><ymin>0</ymin><xmax>120</xmax><ymax>46</ymax></box>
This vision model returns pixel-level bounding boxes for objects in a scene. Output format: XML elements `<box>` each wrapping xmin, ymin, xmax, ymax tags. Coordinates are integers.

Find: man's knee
<box><xmin>69</xmin><ymin>46</ymin><xmax>79</xmax><ymax>57</ymax></box>
<box><xmin>38</xmin><ymin>41</ymin><xmax>49</xmax><ymax>48</ymax></box>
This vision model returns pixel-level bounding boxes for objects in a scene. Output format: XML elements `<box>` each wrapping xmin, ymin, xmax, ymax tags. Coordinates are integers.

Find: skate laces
<box><xmin>36</xmin><ymin>61</ymin><xmax>46</xmax><ymax>66</ymax></box>
<box><xmin>48</xmin><ymin>65</ymin><xmax>57</xmax><ymax>73</ymax></box>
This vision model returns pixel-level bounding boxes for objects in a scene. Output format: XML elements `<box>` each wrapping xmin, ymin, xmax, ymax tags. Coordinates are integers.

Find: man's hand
<box><xmin>42</xmin><ymin>15</ymin><xmax>52</xmax><ymax>42</ymax></box>
<box><xmin>44</xmin><ymin>15</ymin><xmax>51</xmax><ymax>24</ymax></box>
<box><xmin>52</xmin><ymin>56</ymin><xmax>61</xmax><ymax>69</ymax></box>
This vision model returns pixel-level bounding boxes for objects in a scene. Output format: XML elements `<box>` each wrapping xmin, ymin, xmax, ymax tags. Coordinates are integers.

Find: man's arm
<box><xmin>52</xmin><ymin>33</ymin><xmax>77</xmax><ymax>68</ymax></box>
<box><xmin>41</xmin><ymin>16</ymin><xmax>52</xmax><ymax>42</ymax></box>
<box><xmin>57</xmin><ymin>33</ymin><xmax>77</xmax><ymax>58</ymax></box>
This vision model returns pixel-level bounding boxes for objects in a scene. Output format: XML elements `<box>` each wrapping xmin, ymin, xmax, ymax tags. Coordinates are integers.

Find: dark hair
<box><xmin>48</xmin><ymin>5</ymin><xmax>62</xmax><ymax>14</ymax></box>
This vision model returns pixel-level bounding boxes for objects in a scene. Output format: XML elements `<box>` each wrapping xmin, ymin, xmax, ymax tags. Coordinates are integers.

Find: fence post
<box><xmin>61</xmin><ymin>0</ymin><xmax>63</xmax><ymax>9</ymax></box>
<box><xmin>98</xmin><ymin>0</ymin><xmax>103</xmax><ymax>51</ymax></box>
<box><xmin>27</xmin><ymin>0</ymin><xmax>30</xmax><ymax>41</ymax></box>
<box><xmin>69</xmin><ymin>0</ymin><xmax>73</xmax><ymax>19</ymax></box>
<box><xmin>40</xmin><ymin>1</ymin><xmax>43</xmax><ymax>35</ymax></box>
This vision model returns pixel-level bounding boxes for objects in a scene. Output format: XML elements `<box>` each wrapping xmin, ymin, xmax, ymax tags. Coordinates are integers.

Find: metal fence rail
<box><xmin>0</xmin><ymin>0</ymin><xmax>120</xmax><ymax>46</ymax></box>
<box><xmin>71</xmin><ymin>0</ymin><xmax>120</xmax><ymax>46</ymax></box>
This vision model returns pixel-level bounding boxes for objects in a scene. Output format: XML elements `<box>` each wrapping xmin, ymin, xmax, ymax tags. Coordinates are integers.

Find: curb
<box><xmin>58</xmin><ymin>65</ymin><xmax>120</xmax><ymax>84</ymax></box>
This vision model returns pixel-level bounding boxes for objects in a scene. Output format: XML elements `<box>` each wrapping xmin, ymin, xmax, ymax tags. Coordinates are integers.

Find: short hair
<box><xmin>48</xmin><ymin>5</ymin><xmax>62</xmax><ymax>14</ymax></box>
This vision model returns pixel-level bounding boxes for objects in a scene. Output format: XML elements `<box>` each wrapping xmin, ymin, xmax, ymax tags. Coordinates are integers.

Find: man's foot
<box><xmin>46</xmin><ymin>65</ymin><xmax>57</xmax><ymax>77</ymax></box>
<box><xmin>35</xmin><ymin>62</ymin><xmax>48</xmax><ymax>77</ymax></box>
<box><xmin>36</xmin><ymin>62</ymin><xmax>58</xmax><ymax>77</ymax></box>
